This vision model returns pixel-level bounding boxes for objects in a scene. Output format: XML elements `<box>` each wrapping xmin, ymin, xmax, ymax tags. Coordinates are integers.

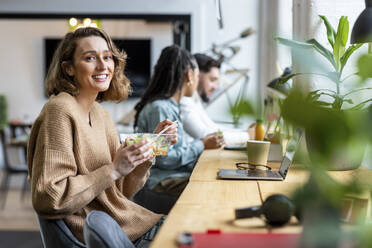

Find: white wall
<box><xmin>204</xmin><ymin>0</ymin><xmax>259</xmax><ymax>125</ymax></box>
<box><xmin>0</xmin><ymin>19</ymin><xmax>172</xmax><ymax>123</ymax></box>
<box><xmin>0</xmin><ymin>0</ymin><xmax>237</xmax><ymax>59</ymax></box>
<box><xmin>0</xmin><ymin>0</ymin><xmax>259</xmax><ymax>126</ymax></box>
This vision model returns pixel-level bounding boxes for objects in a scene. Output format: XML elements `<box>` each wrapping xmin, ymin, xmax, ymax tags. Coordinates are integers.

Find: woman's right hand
<box><xmin>202</xmin><ymin>132</ymin><xmax>225</xmax><ymax>149</ymax></box>
<box><xmin>112</xmin><ymin>138</ymin><xmax>154</xmax><ymax>178</ymax></box>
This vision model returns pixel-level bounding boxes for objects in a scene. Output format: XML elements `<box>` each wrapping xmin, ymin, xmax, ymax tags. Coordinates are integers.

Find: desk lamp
<box><xmin>351</xmin><ymin>0</ymin><xmax>372</xmax><ymax>52</ymax></box>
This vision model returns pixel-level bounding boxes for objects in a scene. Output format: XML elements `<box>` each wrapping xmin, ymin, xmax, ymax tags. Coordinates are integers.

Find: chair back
<box><xmin>83</xmin><ymin>210</ymin><xmax>135</xmax><ymax>248</ymax></box>
<box><xmin>0</xmin><ymin>127</ymin><xmax>27</xmax><ymax>171</ymax></box>
<box><xmin>36</xmin><ymin>214</ymin><xmax>86</xmax><ymax>248</ymax></box>
<box><xmin>0</xmin><ymin>129</ymin><xmax>10</xmax><ymax>170</ymax></box>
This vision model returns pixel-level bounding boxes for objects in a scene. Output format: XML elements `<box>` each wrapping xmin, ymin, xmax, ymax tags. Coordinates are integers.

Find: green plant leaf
<box><xmin>325</xmin><ymin>71</ymin><xmax>341</xmax><ymax>83</ymax></box>
<box><xmin>311</xmin><ymin>89</ymin><xmax>337</xmax><ymax>94</ymax></box>
<box><xmin>276</xmin><ymin>37</ymin><xmax>337</xmax><ymax>70</ymax></box>
<box><xmin>276</xmin><ymin>73</ymin><xmax>301</xmax><ymax>86</ymax></box>
<box><xmin>348</xmin><ymin>99</ymin><xmax>372</xmax><ymax>110</ymax></box>
<box><xmin>344</xmin><ymin>98</ymin><xmax>354</xmax><ymax>104</ymax></box>
<box><xmin>308</xmin><ymin>90</ymin><xmax>338</xmax><ymax>103</ymax></box>
<box><xmin>333</xmin><ymin>16</ymin><xmax>349</xmax><ymax>72</ymax></box>
<box><xmin>343</xmin><ymin>87</ymin><xmax>372</xmax><ymax>97</ymax></box>
<box><xmin>357</xmin><ymin>54</ymin><xmax>372</xmax><ymax>80</ymax></box>
<box><xmin>307</xmin><ymin>90</ymin><xmax>323</xmax><ymax>101</ymax></box>
<box><xmin>306</xmin><ymin>39</ymin><xmax>337</xmax><ymax>70</ymax></box>
<box><xmin>317</xmin><ymin>92</ymin><xmax>337</xmax><ymax>99</ymax></box>
<box><xmin>309</xmin><ymin>90</ymin><xmax>338</xmax><ymax>101</ymax></box>
<box><xmin>230</xmin><ymin>99</ymin><xmax>254</xmax><ymax>118</ymax></box>
<box><xmin>340</xmin><ymin>44</ymin><xmax>363</xmax><ymax>72</ymax></box>
<box><xmin>314</xmin><ymin>101</ymin><xmax>332</xmax><ymax>106</ymax></box>
<box><xmin>308</xmin><ymin>93</ymin><xmax>321</xmax><ymax>102</ymax></box>
<box><xmin>319</xmin><ymin>15</ymin><xmax>337</xmax><ymax>48</ymax></box>
<box><xmin>275</xmin><ymin>37</ymin><xmax>314</xmax><ymax>49</ymax></box>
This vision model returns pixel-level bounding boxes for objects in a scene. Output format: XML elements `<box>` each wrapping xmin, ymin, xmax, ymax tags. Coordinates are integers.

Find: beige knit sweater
<box><xmin>27</xmin><ymin>92</ymin><xmax>161</xmax><ymax>242</ymax></box>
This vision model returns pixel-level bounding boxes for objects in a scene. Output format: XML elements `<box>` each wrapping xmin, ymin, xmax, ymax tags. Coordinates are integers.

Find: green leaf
<box><xmin>306</xmin><ymin>39</ymin><xmax>337</xmax><ymax>70</ymax></box>
<box><xmin>311</xmin><ymin>94</ymin><xmax>321</xmax><ymax>101</ymax></box>
<box><xmin>307</xmin><ymin>91</ymin><xmax>322</xmax><ymax>102</ymax></box>
<box><xmin>340</xmin><ymin>44</ymin><xmax>363</xmax><ymax>72</ymax></box>
<box><xmin>314</xmin><ymin>101</ymin><xmax>332</xmax><ymax>106</ymax></box>
<box><xmin>333</xmin><ymin>16</ymin><xmax>349</xmax><ymax>72</ymax></box>
<box><xmin>230</xmin><ymin>99</ymin><xmax>254</xmax><ymax>118</ymax></box>
<box><xmin>276</xmin><ymin>73</ymin><xmax>301</xmax><ymax>85</ymax></box>
<box><xmin>319</xmin><ymin>15</ymin><xmax>337</xmax><ymax>48</ymax></box>
<box><xmin>343</xmin><ymin>87</ymin><xmax>372</xmax><ymax>97</ymax></box>
<box><xmin>344</xmin><ymin>98</ymin><xmax>354</xmax><ymax>104</ymax></box>
<box><xmin>357</xmin><ymin>54</ymin><xmax>372</xmax><ymax>80</ymax></box>
<box><xmin>326</xmin><ymin>72</ymin><xmax>341</xmax><ymax>83</ymax></box>
<box><xmin>276</xmin><ymin>37</ymin><xmax>337</xmax><ymax>70</ymax></box>
<box><xmin>310</xmin><ymin>88</ymin><xmax>337</xmax><ymax>94</ymax></box>
<box><xmin>348</xmin><ymin>99</ymin><xmax>372</xmax><ymax>110</ymax></box>
<box><xmin>275</xmin><ymin>37</ymin><xmax>314</xmax><ymax>49</ymax></box>
<box><xmin>317</xmin><ymin>92</ymin><xmax>337</xmax><ymax>99</ymax></box>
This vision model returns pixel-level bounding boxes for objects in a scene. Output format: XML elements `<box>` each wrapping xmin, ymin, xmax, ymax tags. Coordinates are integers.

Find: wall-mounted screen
<box><xmin>44</xmin><ymin>38</ymin><xmax>151</xmax><ymax>97</ymax></box>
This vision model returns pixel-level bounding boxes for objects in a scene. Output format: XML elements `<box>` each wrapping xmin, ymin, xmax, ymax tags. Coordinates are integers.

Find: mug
<box><xmin>246</xmin><ymin>140</ymin><xmax>271</xmax><ymax>166</ymax></box>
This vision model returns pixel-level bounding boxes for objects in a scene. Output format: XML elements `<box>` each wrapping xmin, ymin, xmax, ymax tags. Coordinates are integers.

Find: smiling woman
<box><xmin>27</xmin><ymin>27</ymin><xmax>177</xmax><ymax>246</ymax></box>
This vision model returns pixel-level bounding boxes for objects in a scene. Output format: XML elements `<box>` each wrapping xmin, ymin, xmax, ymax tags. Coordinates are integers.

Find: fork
<box><xmin>154</xmin><ymin>120</ymin><xmax>178</xmax><ymax>141</ymax></box>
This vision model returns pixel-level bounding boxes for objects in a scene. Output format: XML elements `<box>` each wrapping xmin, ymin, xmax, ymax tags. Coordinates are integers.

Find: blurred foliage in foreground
<box><xmin>231</xmin><ymin>14</ymin><xmax>372</xmax><ymax>248</ymax></box>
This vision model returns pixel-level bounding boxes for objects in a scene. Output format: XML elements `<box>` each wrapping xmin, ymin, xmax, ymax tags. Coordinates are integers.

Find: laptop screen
<box><xmin>279</xmin><ymin>130</ymin><xmax>303</xmax><ymax>178</ymax></box>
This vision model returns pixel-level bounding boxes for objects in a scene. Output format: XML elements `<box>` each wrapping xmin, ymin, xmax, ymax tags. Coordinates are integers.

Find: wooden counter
<box><xmin>150</xmin><ymin>149</ymin><xmax>371</xmax><ymax>248</ymax></box>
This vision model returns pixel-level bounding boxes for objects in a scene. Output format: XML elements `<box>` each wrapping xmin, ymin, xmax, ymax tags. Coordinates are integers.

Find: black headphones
<box><xmin>235</xmin><ymin>194</ymin><xmax>301</xmax><ymax>226</ymax></box>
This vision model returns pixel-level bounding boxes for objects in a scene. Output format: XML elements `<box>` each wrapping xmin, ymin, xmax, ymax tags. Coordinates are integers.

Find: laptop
<box><xmin>218</xmin><ymin>130</ymin><xmax>302</xmax><ymax>181</ymax></box>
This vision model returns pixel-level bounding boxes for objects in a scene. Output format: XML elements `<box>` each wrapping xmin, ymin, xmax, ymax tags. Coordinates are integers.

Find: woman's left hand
<box><xmin>153</xmin><ymin>119</ymin><xmax>178</xmax><ymax>144</ymax></box>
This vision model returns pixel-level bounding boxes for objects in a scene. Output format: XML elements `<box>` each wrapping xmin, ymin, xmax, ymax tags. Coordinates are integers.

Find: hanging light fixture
<box><xmin>351</xmin><ymin>0</ymin><xmax>372</xmax><ymax>51</ymax></box>
<box><xmin>68</xmin><ymin>17</ymin><xmax>101</xmax><ymax>31</ymax></box>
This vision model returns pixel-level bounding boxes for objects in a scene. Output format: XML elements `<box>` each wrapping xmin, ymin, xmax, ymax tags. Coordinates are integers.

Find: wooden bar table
<box><xmin>151</xmin><ymin>149</ymin><xmax>294</xmax><ymax>248</ymax></box>
<box><xmin>150</xmin><ymin>149</ymin><xmax>371</xmax><ymax>248</ymax></box>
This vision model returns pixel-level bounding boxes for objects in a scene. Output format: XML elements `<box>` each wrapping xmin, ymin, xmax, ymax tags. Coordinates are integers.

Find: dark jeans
<box><xmin>133</xmin><ymin>216</ymin><xmax>166</xmax><ymax>248</ymax></box>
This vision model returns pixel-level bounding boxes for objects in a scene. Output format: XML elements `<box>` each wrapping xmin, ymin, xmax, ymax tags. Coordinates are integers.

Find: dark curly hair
<box><xmin>134</xmin><ymin>45</ymin><xmax>197</xmax><ymax>127</ymax></box>
<box><xmin>46</xmin><ymin>27</ymin><xmax>131</xmax><ymax>102</ymax></box>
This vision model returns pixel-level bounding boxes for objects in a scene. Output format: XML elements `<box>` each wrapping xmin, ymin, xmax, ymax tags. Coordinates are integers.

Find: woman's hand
<box><xmin>112</xmin><ymin>139</ymin><xmax>154</xmax><ymax>178</ymax></box>
<box><xmin>202</xmin><ymin>132</ymin><xmax>225</xmax><ymax>149</ymax></box>
<box><xmin>153</xmin><ymin>119</ymin><xmax>178</xmax><ymax>145</ymax></box>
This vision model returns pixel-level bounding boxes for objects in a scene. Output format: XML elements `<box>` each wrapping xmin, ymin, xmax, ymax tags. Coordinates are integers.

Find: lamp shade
<box><xmin>351</xmin><ymin>0</ymin><xmax>372</xmax><ymax>43</ymax></box>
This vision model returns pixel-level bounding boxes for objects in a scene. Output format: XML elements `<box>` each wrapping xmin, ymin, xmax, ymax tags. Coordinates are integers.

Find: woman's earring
<box><xmin>187</xmin><ymin>81</ymin><xmax>192</xmax><ymax>87</ymax></box>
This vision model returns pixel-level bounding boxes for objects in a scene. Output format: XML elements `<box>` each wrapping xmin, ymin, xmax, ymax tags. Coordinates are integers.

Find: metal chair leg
<box><xmin>0</xmin><ymin>172</ymin><xmax>10</xmax><ymax>210</ymax></box>
<box><xmin>21</xmin><ymin>174</ymin><xmax>29</xmax><ymax>202</ymax></box>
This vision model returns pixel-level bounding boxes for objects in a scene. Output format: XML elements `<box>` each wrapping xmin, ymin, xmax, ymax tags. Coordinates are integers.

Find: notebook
<box><xmin>218</xmin><ymin>130</ymin><xmax>302</xmax><ymax>181</ymax></box>
<box><xmin>178</xmin><ymin>231</ymin><xmax>300</xmax><ymax>248</ymax></box>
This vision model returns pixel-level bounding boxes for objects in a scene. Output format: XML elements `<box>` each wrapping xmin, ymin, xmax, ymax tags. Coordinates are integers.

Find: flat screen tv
<box><xmin>44</xmin><ymin>38</ymin><xmax>151</xmax><ymax>97</ymax></box>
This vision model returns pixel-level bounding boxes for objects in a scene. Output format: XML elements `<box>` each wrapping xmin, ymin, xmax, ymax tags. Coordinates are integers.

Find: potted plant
<box><xmin>274</xmin><ymin>15</ymin><xmax>372</xmax><ymax>170</ymax></box>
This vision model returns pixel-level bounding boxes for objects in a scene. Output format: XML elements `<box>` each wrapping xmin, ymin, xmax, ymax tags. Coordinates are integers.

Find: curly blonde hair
<box><xmin>46</xmin><ymin>27</ymin><xmax>131</xmax><ymax>102</ymax></box>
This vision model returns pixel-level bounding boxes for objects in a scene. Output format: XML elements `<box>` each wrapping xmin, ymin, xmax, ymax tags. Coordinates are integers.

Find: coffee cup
<box><xmin>246</xmin><ymin>140</ymin><xmax>271</xmax><ymax>166</ymax></box>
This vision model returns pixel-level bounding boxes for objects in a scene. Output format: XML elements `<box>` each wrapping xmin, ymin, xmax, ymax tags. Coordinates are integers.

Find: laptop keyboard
<box><xmin>247</xmin><ymin>169</ymin><xmax>280</xmax><ymax>178</ymax></box>
<box><xmin>248</xmin><ymin>170</ymin><xmax>268</xmax><ymax>176</ymax></box>
<box><xmin>236</xmin><ymin>169</ymin><xmax>275</xmax><ymax>177</ymax></box>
